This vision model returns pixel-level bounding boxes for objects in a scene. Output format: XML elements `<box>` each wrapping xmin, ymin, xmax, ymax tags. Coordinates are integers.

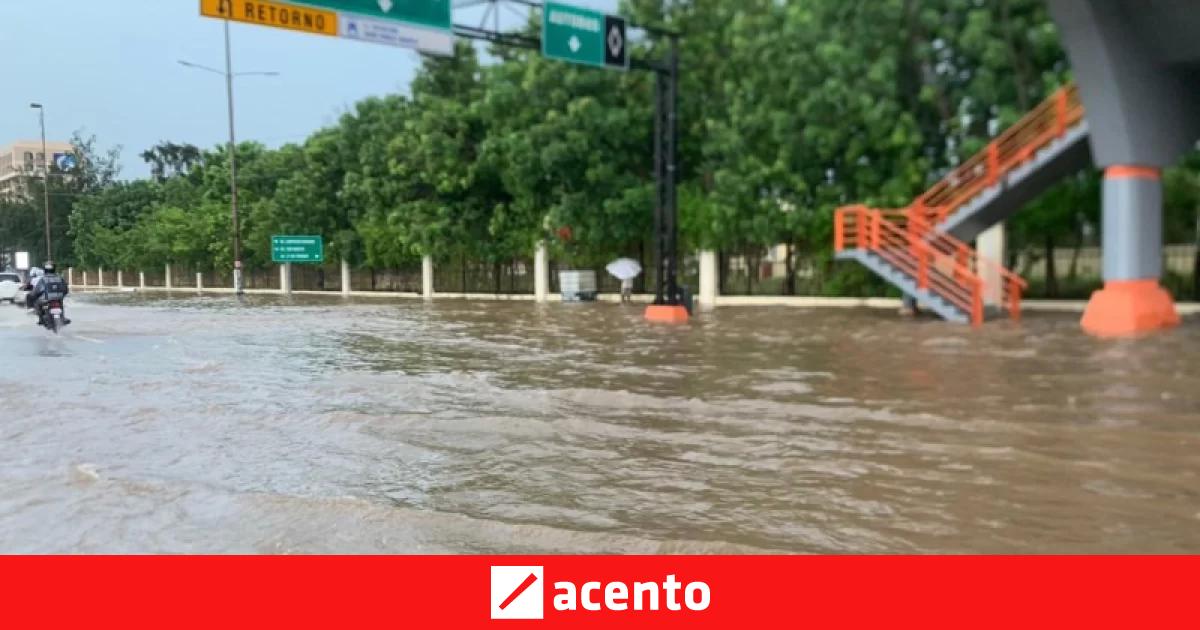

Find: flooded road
<box><xmin>1</xmin><ymin>292</ymin><xmax>1198</xmax><ymax>553</ymax></box>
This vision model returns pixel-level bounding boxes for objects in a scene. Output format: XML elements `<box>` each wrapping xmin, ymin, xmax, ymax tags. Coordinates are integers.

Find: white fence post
<box><xmin>280</xmin><ymin>263</ymin><xmax>292</xmax><ymax>294</ymax></box>
<box><xmin>534</xmin><ymin>241</ymin><xmax>549</xmax><ymax>303</ymax></box>
<box><xmin>699</xmin><ymin>250</ymin><xmax>719</xmax><ymax>308</ymax></box>
<box><xmin>422</xmin><ymin>255</ymin><xmax>434</xmax><ymax>299</ymax></box>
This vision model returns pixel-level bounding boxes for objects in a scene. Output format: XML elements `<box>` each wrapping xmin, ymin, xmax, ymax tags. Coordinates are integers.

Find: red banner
<box><xmin>1</xmin><ymin>556</ymin><xmax>1193</xmax><ymax>627</ymax></box>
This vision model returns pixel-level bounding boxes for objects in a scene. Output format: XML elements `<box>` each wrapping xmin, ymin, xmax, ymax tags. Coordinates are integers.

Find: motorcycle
<box><xmin>37</xmin><ymin>299</ymin><xmax>67</xmax><ymax>333</ymax></box>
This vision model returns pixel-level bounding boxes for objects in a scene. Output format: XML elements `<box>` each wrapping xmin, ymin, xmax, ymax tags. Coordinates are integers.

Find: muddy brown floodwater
<box><xmin>1</xmin><ymin>292</ymin><xmax>1198</xmax><ymax>553</ymax></box>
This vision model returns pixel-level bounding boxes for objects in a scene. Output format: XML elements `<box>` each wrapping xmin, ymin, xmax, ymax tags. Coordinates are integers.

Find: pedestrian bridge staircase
<box><xmin>834</xmin><ymin>85</ymin><xmax>1089</xmax><ymax>326</ymax></box>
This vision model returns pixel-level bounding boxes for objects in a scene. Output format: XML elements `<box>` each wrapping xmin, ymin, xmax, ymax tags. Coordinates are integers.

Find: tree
<box><xmin>141</xmin><ymin>142</ymin><xmax>202</xmax><ymax>181</ymax></box>
<box><xmin>0</xmin><ymin>197</ymin><xmax>42</xmax><ymax>263</ymax></box>
<box><xmin>251</xmin><ymin>128</ymin><xmax>356</xmax><ymax>265</ymax></box>
<box><xmin>387</xmin><ymin>42</ymin><xmax>497</xmax><ymax>262</ymax></box>
<box><xmin>339</xmin><ymin>95</ymin><xmax>416</xmax><ymax>269</ymax></box>
<box><xmin>9</xmin><ymin>131</ymin><xmax>123</xmax><ymax>266</ymax></box>
<box><xmin>480</xmin><ymin>32</ymin><xmax>653</xmax><ymax>267</ymax></box>
<box><xmin>69</xmin><ymin>179</ymin><xmax>163</xmax><ymax>269</ymax></box>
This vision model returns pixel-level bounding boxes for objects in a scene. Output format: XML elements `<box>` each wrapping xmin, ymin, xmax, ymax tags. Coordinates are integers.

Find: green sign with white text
<box><xmin>290</xmin><ymin>0</ymin><xmax>450</xmax><ymax>29</ymax></box>
<box><xmin>272</xmin><ymin>235</ymin><xmax>325</xmax><ymax>263</ymax></box>
<box><xmin>542</xmin><ymin>1</ymin><xmax>628</xmax><ymax>71</ymax></box>
<box><xmin>282</xmin><ymin>0</ymin><xmax>455</xmax><ymax>54</ymax></box>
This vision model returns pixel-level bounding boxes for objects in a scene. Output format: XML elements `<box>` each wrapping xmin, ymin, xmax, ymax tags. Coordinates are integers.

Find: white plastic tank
<box><xmin>559</xmin><ymin>270</ymin><xmax>598</xmax><ymax>302</ymax></box>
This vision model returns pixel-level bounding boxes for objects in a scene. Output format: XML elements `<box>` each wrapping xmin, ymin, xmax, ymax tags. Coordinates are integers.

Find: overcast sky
<box><xmin>0</xmin><ymin>0</ymin><xmax>616</xmax><ymax>179</ymax></box>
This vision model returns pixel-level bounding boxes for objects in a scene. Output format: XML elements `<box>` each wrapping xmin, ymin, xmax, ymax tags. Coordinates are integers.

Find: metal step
<box><xmin>835</xmin><ymin>249</ymin><xmax>970</xmax><ymax>324</ymax></box>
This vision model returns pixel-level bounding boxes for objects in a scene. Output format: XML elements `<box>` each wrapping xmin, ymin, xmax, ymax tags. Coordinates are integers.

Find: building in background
<box><xmin>0</xmin><ymin>139</ymin><xmax>76</xmax><ymax>199</ymax></box>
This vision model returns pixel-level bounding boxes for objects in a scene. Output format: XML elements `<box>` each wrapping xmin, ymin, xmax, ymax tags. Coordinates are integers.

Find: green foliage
<box><xmin>141</xmin><ymin>142</ymin><xmax>202</xmax><ymax>182</ymax></box>
<box><xmin>1</xmin><ymin>130</ymin><xmax>121</xmax><ymax>266</ymax></box>
<box><xmin>70</xmin><ymin>179</ymin><xmax>163</xmax><ymax>268</ymax></box>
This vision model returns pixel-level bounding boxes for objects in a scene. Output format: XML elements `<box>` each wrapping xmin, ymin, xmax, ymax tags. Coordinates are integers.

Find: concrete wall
<box><xmin>1016</xmin><ymin>244</ymin><xmax>1196</xmax><ymax>281</ymax></box>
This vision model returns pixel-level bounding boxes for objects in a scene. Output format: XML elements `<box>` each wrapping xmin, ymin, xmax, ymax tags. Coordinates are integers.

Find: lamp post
<box><xmin>29</xmin><ymin>103</ymin><xmax>51</xmax><ymax>261</ymax></box>
<box><xmin>179</xmin><ymin>20</ymin><xmax>278</xmax><ymax>294</ymax></box>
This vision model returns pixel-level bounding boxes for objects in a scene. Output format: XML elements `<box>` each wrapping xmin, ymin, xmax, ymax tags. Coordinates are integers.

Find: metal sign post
<box><xmin>651</xmin><ymin>36</ymin><xmax>679</xmax><ymax>310</ymax></box>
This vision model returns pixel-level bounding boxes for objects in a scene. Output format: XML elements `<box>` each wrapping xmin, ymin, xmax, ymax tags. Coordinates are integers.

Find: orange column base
<box><xmin>1081</xmin><ymin>280</ymin><xmax>1180</xmax><ymax>338</ymax></box>
<box><xmin>644</xmin><ymin>304</ymin><xmax>690</xmax><ymax>324</ymax></box>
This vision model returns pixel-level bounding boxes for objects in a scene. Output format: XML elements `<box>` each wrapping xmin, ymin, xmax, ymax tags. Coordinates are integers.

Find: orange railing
<box><xmin>835</xmin><ymin>206</ymin><xmax>1027</xmax><ymax>326</ymax></box>
<box><xmin>912</xmin><ymin>84</ymin><xmax>1085</xmax><ymax>225</ymax></box>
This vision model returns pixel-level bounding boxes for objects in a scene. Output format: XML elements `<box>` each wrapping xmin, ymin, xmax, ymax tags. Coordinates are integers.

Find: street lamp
<box><xmin>29</xmin><ymin>103</ymin><xmax>51</xmax><ymax>262</ymax></box>
<box><xmin>179</xmin><ymin>20</ymin><xmax>279</xmax><ymax>295</ymax></box>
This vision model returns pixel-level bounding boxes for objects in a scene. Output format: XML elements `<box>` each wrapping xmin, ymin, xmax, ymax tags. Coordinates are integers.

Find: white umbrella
<box><xmin>606</xmin><ymin>258</ymin><xmax>642</xmax><ymax>281</ymax></box>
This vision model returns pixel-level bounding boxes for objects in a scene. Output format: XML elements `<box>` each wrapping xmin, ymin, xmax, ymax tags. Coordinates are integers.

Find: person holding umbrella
<box><xmin>606</xmin><ymin>258</ymin><xmax>642</xmax><ymax>304</ymax></box>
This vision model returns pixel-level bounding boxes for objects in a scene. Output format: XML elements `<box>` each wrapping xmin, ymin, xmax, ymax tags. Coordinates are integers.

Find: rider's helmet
<box><xmin>43</xmin><ymin>261</ymin><xmax>56</xmax><ymax>274</ymax></box>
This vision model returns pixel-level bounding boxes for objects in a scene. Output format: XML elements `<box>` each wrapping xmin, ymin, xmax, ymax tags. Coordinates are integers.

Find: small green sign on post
<box><xmin>272</xmin><ymin>235</ymin><xmax>325</xmax><ymax>263</ymax></box>
<box><xmin>542</xmin><ymin>1</ymin><xmax>628</xmax><ymax>71</ymax></box>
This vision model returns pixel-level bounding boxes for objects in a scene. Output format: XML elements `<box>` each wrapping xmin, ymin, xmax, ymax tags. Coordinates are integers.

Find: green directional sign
<box><xmin>290</xmin><ymin>0</ymin><xmax>450</xmax><ymax>29</ymax></box>
<box><xmin>542</xmin><ymin>1</ymin><xmax>628</xmax><ymax>71</ymax></box>
<box><xmin>272</xmin><ymin>235</ymin><xmax>325</xmax><ymax>263</ymax></box>
<box><xmin>288</xmin><ymin>0</ymin><xmax>454</xmax><ymax>54</ymax></box>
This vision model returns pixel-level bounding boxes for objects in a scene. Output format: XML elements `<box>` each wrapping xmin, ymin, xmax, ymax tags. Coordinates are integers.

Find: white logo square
<box><xmin>490</xmin><ymin>565</ymin><xmax>544</xmax><ymax>620</ymax></box>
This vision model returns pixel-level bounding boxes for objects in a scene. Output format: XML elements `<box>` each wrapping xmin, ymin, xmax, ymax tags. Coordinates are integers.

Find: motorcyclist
<box><xmin>26</xmin><ymin>261</ymin><xmax>70</xmax><ymax>326</ymax></box>
<box><xmin>22</xmin><ymin>267</ymin><xmax>43</xmax><ymax>307</ymax></box>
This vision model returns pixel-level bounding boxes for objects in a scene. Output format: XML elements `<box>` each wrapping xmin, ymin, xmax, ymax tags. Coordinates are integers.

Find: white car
<box><xmin>0</xmin><ymin>272</ymin><xmax>23</xmax><ymax>304</ymax></box>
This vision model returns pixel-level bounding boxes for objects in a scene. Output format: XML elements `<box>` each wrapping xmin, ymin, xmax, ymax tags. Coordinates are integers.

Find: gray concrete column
<box><xmin>68</xmin><ymin>267</ymin><xmax>73</xmax><ymax>286</ymax></box>
<box><xmin>116</xmin><ymin>270</ymin><xmax>124</xmax><ymax>288</ymax></box>
<box><xmin>82</xmin><ymin>271</ymin><xmax>88</xmax><ymax>286</ymax></box>
<box><xmin>976</xmin><ymin>223</ymin><xmax>1006</xmax><ymax>307</ymax></box>
<box><xmin>422</xmin><ymin>255</ymin><xmax>434</xmax><ymax>299</ymax></box>
<box><xmin>698</xmin><ymin>250</ymin><xmax>718</xmax><ymax>308</ymax></box>
<box><xmin>534</xmin><ymin>242</ymin><xmax>549</xmax><ymax>303</ymax></box>
<box><xmin>195</xmin><ymin>272</ymin><xmax>203</xmax><ymax>291</ymax></box>
<box><xmin>280</xmin><ymin>263</ymin><xmax>292</xmax><ymax>295</ymax></box>
<box><xmin>98</xmin><ymin>267</ymin><xmax>105</xmax><ymax>287</ymax></box>
<box><xmin>341</xmin><ymin>259</ymin><xmax>351</xmax><ymax>296</ymax></box>
<box><xmin>165</xmin><ymin>265</ymin><xmax>172</xmax><ymax>289</ymax></box>
<box><xmin>139</xmin><ymin>271</ymin><xmax>146</xmax><ymax>289</ymax></box>
<box><xmin>1101</xmin><ymin>171</ymin><xmax>1162</xmax><ymax>281</ymax></box>
<box><xmin>1081</xmin><ymin>166</ymin><xmax>1179</xmax><ymax>337</ymax></box>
